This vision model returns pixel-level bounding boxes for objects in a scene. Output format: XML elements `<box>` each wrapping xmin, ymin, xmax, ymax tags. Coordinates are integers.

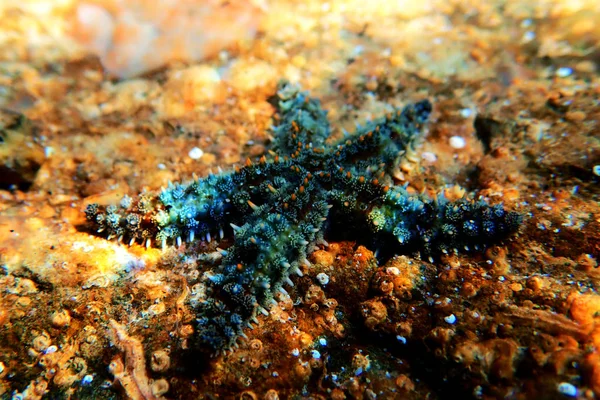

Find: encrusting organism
<box><xmin>85</xmin><ymin>82</ymin><xmax>522</xmax><ymax>353</ymax></box>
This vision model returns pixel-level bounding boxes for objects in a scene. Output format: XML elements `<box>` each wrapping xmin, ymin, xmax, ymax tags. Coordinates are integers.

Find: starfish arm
<box><xmin>325</xmin><ymin>173</ymin><xmax>522</xmax><ymax>257</ymax></box>
<box><xmin>84</xmin><ymin>175</ymin><xmax>238</xmax><ymax>247</ymax></box>
<box><xmin>331</xmin><ymin>99</ymin><xmax>432</xmax><ymax>173</ymax></box>
<box><xmin>195</xmin><ymin>189</ymin><xmax>330</xmax><ymax>351</ymax></box>
<box><xmin>270</xmin><ymin>82</ymin><xmax>331</xmax><ymax>156</ymax></box>
<box><xmin>84</xmin><ymin>159</ymin><xmax>309</xmax><ymax>248</ymax></box>
<box><xmin>366</xmin><ymin>186</ymin><xmax>523</xmax><ymax>256</ymax></box>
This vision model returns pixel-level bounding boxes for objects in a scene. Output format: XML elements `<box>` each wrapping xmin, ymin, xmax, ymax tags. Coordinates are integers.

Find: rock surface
<box><xmin>0</xmin><ymin>0</ymin><xmax>599</xmax><ymax>399</ymax></box>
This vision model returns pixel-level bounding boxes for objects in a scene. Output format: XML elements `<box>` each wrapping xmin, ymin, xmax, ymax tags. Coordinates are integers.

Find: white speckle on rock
<box><xmin>396</xmin><ymin>335</ymin><xmax>407</xmax><ymax>344</ymax></box>
<box><xmin>319</xmin><ymin>338</ymin><xmax>327</xmax><ymax>346</ymax></box>
<box><xmin>593</xmin><ymin>165</ymin><xmax>600</xmax><ymax>176</ymax></box>
<box><xmin>82</xmin><ymin>375</ymin><xmax>94</xmax><ymax>385</ymax></box>
<box><xmin>449</xmin><ymin>136</ymin><xmax>466</xmax><ymax>149</ymax></box>
<box><xmin>71</xmin><ymin>241</ymin><xmax>95</xmax><ymax>253</ymax></box>
<box><xmin>460</xmin><ymin>108</ymin><xmax>472</xmax><ymax>118</ymax></box>
<box><xmin>218</xmin><ymin>50</ymin><xmax>229</xmax><ymax>62</ymax></box>
<box><xmin>113</xmin><ymin>246</ymin><xmax>146</xmax><ymax>272</ymax></box>
<box><xmin>316</xmin><ymin>272</ymin><xmax>329</xmax><ymax>286</ymax></box>
<box><xmin>522</xmin><ymin>31</ymin><xmax>535</xmax><ymax>42</ymax></box>
<box><xmin>556</xmin><ymin>67</ymin><xmax>573</xmax><ymax>78</ymax></box>
<box><xmin>311</xmin><ymin>350</ymin><xmax>321</xmax><ymax>359</ymax></box>
<box><xmin>421</xmin><ymin>151</ymin><xmax>437</xmax><ymax>163</ymax></box>
<box><xmin>352</xmin><ymin>45</ymin><xmax>364</xmax><ymax>56</ymax></box>
<box><xmin>188</xmin><ymin>147</ymin><xmax>204</xmax><ymax>160</ymax></box>
<box><xmin>444</xmin><ymin>314</ymin><xmax>457</xmax><ymax>324</ymax></box>
<box><xmin>557</xmin><ymin>382</ymin><xmax>577</xmax><ymax>397</ymax></box>
<box><xmin>291</xmin><ymin>348</ymin><xmax>300</xmax><ymax>357</ymax></box>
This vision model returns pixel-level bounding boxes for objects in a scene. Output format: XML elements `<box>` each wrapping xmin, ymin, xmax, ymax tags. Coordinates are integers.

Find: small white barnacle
<box><xmin>316</xmin><ymin>272</ymin><xmax>329</xmax><ymax>286</ymax></box>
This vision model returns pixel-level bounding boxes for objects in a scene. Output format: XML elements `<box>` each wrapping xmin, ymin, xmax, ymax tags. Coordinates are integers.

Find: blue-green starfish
<box><xmin>85</xmin><ymin>82</ymin><xmax>522</xmax><ymax>352</ymax></box>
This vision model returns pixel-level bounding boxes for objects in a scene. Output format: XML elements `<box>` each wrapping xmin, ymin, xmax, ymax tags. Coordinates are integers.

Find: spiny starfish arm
<box><xmin>196</xmin><ymin>189</ymin><xmax>330</xmax><ymax>351</ymax></box>
<box><xmin>84</xmin><ymin>159</ymin><xmax>308</xmax><ymax>248</ymax></box>
<box><xmin>330</xmin><ymin>99</ymin><xmax>432</xmax><ymax>174</ymax></box>
<box><xmin>270</xmin><ymin>81</ymin><xmax>331</xmax><ymax>156</ymax></box>
<box><xmin>269</xmin><ymin>82</ymin><xmax>432</xmax><ymax>181</ymax></box>
<box><xmin>84</xmin><ymin>176</ymin><xmax>237</xmax><ymax>248</ymax></box>
<box><xmin>366</xmin><ymin>186</ymin><xmax>523</xmax><ymax>256</ymax></box>
<box><xmin>324</xmin><ymin>173</ymin><xmax>522</xmax><ymax>257</ymax></box>
<box><xmin>85</xmin><ymin>194</ymin><xmax>164</xmax><ymax>246</ymax></box>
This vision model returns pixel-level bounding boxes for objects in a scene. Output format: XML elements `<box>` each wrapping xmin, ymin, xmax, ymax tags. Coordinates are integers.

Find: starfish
<box><xmin>85</xmin><ymin>82</ymin><xmax>522</xmax><ymax>353</ymax></box>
